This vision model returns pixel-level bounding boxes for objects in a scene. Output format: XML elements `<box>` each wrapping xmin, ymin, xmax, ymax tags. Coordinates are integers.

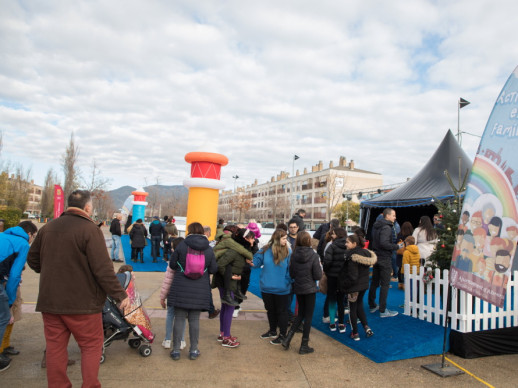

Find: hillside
<box><xmin>108</xmin><ymin>185</ymin><xmax>188</xmax><ymax>209</ymax></box>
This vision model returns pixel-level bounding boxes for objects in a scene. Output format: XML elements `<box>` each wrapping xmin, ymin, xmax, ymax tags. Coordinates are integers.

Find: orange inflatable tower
<box><xmin>183</xmin><ymin>152</ymin><xmax>228</xmax><ymax>239</ymax></box>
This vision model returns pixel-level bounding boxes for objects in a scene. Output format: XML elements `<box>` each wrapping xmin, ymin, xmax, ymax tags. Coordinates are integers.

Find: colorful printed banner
<box><xmin>53</xmin><ymin>185</ymin><xmax>64</xmax><ymax>219</ymax></box>
<box><xmin>450</xmin><ymin>66</ymin><xmax>518</xmax><ymax>308</ymax></box>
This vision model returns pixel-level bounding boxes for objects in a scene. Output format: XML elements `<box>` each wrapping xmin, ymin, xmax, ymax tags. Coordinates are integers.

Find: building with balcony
<box><xmin>25</xmin><ymin>180</ymin><xmax>42</xmax><ymax>216</ymax></box>
<box><xmin>218</xmin><ymin>156</ymin><xmax>385</xmax><ymax>229</ymax></box>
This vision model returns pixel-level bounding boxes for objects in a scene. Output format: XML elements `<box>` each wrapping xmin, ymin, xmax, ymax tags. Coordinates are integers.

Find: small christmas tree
<box><xmin>428</xmin><ymin>166</ymin><xmax>469</xmax><ymax>270</ymax></box>
<box><xmin>428</xmin><ymin>198</ymin><xmax>463</xmax><ymax>270</ymax></box>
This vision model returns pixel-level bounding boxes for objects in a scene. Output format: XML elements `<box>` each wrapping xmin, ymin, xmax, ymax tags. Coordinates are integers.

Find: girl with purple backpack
<box><xmin>167</xmin><ymin>223</ymin><xmax>217</xmax><ymax>361</ymax></box>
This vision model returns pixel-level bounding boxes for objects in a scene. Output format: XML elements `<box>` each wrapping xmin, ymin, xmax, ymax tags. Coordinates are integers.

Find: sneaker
<box><xmin>350</xmin><ymin>333</ymin><xmax>360</xmax><ymax>341</ymax></box>
<box><xmin>365</xmin><ymin>327</ymin><xmax>374</xmax><ymax>337</ymax></box>
<box><xmin>0</xmin><ymin>354</ymin><xmax>11</xmax><ymax>372</ymax></box>
<box><xmin>208</xmin><ymin>309</ymin><xmax>220</xmax><ymax>319</ymax></box>
<box><xmin>3</xmin><ymin>346</ymin><xmax>20</xmax><ymax>356</ymax></box>
<box><xmin>180</xmin><ymin>340</ymin><xmax>186</xmax><ymax>350</ymax></box>
<box><xmin>162</xmin><ymin>340</ymin><xmax>171</xmax><ymax>349</ymax></box>
<box><xmin>232</xmin><ymin>309</ymin><xmax>240</xmax><ymax>318</ymax></box>
<box><xmin>270</xmin><ymin>335</ymin><xmax>284</xmax><ymax>345</ymax></box>
<box><xmin>322</xmin><ymin>316</ymin><xmax>330</xmax><ymax>323</ymax></box>
<box><xmin>260</xmin><ymin>330</ymin><xmax>277</xmax><ymax>339</ymax></box>
<box><xmin>329</xmin><ymin>324</ymin><xmax>337</xmax><ymax>332</ymax></box>
<box><xmin>369</xmin><ymin>305</ymin><xmax>379</xmax><ymax>313</ymax></box>
<box><xmin>222</xmin><ymin>336</ymin><xmax>240</xmax><ymax>348</ymax></box>
<box><xmin>380</xmin><ymin>309</ymin><xmax>399</xmax><ymax>318</ymax></box>
<box><xmin>338</xmin><ymin>324</ymin><xmax>346</xmax><ymax>333</ymax></box>
<box><xmin>217</xmin><ymin>332</ymin><xmax>225</xmax><ymax>342</ymax></box>
<box><xmin>189</xmin><ymin>349</ymin><xmax>201</xmax><ymax>360</ymax></box>
<box><xmin>170</xmin><ymin>351</ymin><xmax>180</xmax><ymax>361</ymax></box>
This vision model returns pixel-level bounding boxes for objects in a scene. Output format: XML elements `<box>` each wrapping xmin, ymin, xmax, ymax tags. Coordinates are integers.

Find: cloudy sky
<box><xmin>1</xmin><ymin>0</ymin><xmax>517</xmax><ymax>192</ymax></box>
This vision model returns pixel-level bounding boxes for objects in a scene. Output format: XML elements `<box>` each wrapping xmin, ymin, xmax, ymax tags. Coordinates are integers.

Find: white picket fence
<box><xmin>403</xmin><ymin>264</ymin><xmax>518</xmax><ymax>333</ymax></box>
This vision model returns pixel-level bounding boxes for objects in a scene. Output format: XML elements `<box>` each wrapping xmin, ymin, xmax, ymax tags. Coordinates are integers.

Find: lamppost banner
<box><xmin>53</xmin><ymin>185</ymin><xmax>64</xmax><ymax>219</ymax></box>
<box><xmin>450</xmin><ymin>66</ymin><xmax>518</xmax><ymax>308</ymax></box>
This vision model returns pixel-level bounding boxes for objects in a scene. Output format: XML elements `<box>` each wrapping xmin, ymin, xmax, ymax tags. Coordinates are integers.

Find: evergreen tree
<box><xmin>429</xmin><ymin>166</ymin><xmax>469</xmax><ymax>270</ymax></box>
<box><xmin>428</xmin><ymin>197</ymin><xmax>463</xmax><ymax>270</ymax></box>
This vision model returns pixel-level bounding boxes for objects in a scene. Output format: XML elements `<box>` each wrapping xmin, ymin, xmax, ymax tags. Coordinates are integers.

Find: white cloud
<box><xmin>1</xmin><ymin>0</ymin><xmax>517</xmax><ymax>194</ymax></box>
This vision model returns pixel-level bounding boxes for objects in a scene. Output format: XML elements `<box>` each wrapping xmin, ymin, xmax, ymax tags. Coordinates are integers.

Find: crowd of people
<box><xmin>0</xmin><ymin>188</ymin><xmax>445</xmax><ymax>386</ymax></box>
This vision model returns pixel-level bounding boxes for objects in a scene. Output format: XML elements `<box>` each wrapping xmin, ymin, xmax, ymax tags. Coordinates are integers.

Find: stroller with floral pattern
<box><xmin>101</xmin><ymin>270</ymin><xmax>155</xmax><ymax>363</ymax></box>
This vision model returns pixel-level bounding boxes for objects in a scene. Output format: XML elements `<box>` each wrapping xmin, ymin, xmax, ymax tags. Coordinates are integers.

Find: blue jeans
<box><xmin>368</xmin><ymin>258</ymin><xmax>392</xmax><ymax>313</ymax></box>
<box><xmin>391</xmin><ymin>251</ymin><xmax>398</xmax><ymax>279</ymax></box>
<box><xmin>151</xmin><ymin>236</ymin><xmax>162</xmax><ymax>261</ymax></box>
<box><xmin>165</xmin><ymin>305</ymin><xmax>185</xmax><ymax>341</ymax></box>
<box><xmin>0</xmin><ymin>284</ymin><xmax>11</xmax><ymax>343</ymax></box>
<box><xmin>111</xmin><ymin>235</ymin><xmax>121</xmax><ymax>260</ymax></box>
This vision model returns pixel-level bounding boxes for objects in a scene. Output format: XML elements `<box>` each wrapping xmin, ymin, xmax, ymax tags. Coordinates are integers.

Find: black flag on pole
<box><xmin>459</xmin><ymin>97</ymin><xmax>470</xmax><ymax>108</ymax></box>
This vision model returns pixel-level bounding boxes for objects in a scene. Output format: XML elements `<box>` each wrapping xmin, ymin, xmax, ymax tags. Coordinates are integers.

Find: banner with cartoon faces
<box><xmin>450</xmin><ymin>66</ymin><xmax>518</xmax><ymax>308</ymax></box>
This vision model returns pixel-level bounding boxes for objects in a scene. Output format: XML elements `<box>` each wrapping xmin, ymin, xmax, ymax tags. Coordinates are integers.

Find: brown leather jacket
<box><xmin>28</xmin><ymin>207</ymin><xmax>127</xmax><ymax>314</ymax></box>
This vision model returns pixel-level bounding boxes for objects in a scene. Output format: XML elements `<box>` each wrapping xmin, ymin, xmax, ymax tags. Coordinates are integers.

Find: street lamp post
<box><xmin>232</xmin><ymin>175</ymin><xmax>239</xmax><ymax>222</ymax></box>
<box><xmin>290</xmin><ymin>155</ymin><xmax>300</xmax><ymax>218</ymax></box>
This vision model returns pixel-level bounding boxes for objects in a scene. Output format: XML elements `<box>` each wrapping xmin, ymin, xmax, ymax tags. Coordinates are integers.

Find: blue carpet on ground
<box><xmin>121</xmin><ymin>235</ymin><xmax>168</xmax><ymax>272</ymax></box>
<box><xmin>247</xmin><ymin>267</ymin><xmax>448</xmax><ymax>363</ymax></box>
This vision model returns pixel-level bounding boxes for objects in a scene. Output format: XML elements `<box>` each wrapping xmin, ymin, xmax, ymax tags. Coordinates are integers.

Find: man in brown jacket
<box><xmin>28</xmin><ymin>190</ymin><xmax>129</xmax><ymax>388</ymax></box>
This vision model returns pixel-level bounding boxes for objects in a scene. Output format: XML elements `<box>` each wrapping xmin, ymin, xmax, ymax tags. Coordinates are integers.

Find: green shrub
<box><xmin>0</xmin><ymin>207</ymin><xmax>23</xmax><ymax>230</ymax></box>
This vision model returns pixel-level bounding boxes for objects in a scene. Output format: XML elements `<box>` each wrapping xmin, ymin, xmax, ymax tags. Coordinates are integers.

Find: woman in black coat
<box><xmin>340</xmin><ymin>234</ymin><xmax>377</xmax><ymax>341</ymax></box>
<box><xmin>282</xmin><ymin>231</ymin><xmax>322</xmax><ymax>354</ymax></box>
<box><xmin>168</xmin><ymin>222</ymin><xmax>217</xmax><ymax>361</ymax></box>
<box><xmin>323</xmin><ymin>227</ymin><xmax>348</xmax><ymax>333</ymax></box>
<box><xmin>129</xmin><ymin>219</ymin><xmax>148</xmax><ymax>263</ymax></box>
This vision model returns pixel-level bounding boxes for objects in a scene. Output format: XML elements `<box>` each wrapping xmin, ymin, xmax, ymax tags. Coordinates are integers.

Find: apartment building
<box><xmin>218</xmin><ymin>156</ymin><xmax>383</xmax><ymax>229</ymax></box>
<box><xmin>25</xmin><ymin>180</ymin><xmax>43</xmax><ymax>216</ymax></box>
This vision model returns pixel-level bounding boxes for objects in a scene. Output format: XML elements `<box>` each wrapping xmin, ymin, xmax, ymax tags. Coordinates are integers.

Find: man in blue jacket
<box><xmin>149</xmin><ymin>216</ymin><xmax>165</xmax><ymax>263</ymax></box>
<box><xmin>0</xmin><ymin>221</ymin><xmax>38</xmax><ymax>372</ymax></box>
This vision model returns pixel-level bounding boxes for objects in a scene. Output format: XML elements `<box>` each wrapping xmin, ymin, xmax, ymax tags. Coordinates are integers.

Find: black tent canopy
<box><xmin>360</xmin><ymin>130</ymin><xmax>472</xmax><ymax>231</ymax></box>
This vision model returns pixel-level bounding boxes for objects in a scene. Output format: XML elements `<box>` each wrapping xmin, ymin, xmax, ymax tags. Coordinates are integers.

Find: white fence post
<box><xmin>403</xmin><ymin>268</ymin><xmax>518</xmax><ymax>334</ymax></box>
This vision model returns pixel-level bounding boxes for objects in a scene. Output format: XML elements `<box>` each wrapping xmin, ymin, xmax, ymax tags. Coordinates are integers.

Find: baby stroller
<box><xmin>101</xmin><ymin>271</ymin><xmax>155</xmax><ymax>363</ymax></box>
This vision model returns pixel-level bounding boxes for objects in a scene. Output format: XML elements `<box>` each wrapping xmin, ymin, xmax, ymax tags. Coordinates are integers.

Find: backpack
<box><xmin>178</xmin><ymin>247</ymin><xmax>206</xmax><ymax>279</ymax></box>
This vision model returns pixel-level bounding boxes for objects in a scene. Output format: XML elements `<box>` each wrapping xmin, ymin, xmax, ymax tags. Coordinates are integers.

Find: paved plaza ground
<box><xmin>2</xmin><ymin>224</ymin><xmax>516</xmax><ymax>387</ymax></box>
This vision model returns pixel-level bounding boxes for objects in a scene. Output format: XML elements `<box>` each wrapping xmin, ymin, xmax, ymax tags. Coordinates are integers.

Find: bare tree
<box><xmin>231</xmin><ymin>192</ymin><xmax>252</xmax><ymax>223</ymax></box>
<box><xmin>62</xmin><ymin>133</ymin><xmax>80</xmax><ymax>202</ymax></box>
<box><xmin>91</xmin><ymin>190</ymin><xmax>115</xmax><ymax>221</ymax></box>
<box><xmin>162</xmin><ymin>189</ymin><xmax>188</xmax><ymax>217</ymax></box>
<box><xmin>83</xmin><ymin>159</ymin><xmax>111</xmax><ymax>192</ymax></box>
<box><xmin>40</xmin><ymin>168</ymin><xmax>60</xmax><ymax>218</ymax></box>
<box><xmin>326</xmin><ymin>173</ymin><xmax>351</xmax><ymax>220</ymax></box>
<box><xmin>145</xmin><ymin>177</ymin><xmax>161</xmax><ymax>218</ymax></box>
<box><xmin>4</xmin><ymin>164</ymin><xmax>32</xmax><ymax>212</ymax></box>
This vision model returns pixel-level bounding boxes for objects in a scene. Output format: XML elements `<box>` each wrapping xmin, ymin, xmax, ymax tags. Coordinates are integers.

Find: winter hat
<box><xmin>247</xmin><ymin>222</ymin><xmax>261</xmax><ymax>238</ymax></box>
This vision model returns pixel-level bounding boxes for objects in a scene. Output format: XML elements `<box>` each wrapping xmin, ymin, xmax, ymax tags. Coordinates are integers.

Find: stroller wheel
<box><xmin>100</xmin><ymin>354</ymin><xmax>105</xmax><ymax>364</ymax></box>
<box><xmin>139</xmin><ymin>345</ymin><xmax>152</xmax><ymax>357</ymax></box>
<box><xmin>128</xmin><ymin>339</ymin><xmax>141</xmax><ymax>349</ymax></box>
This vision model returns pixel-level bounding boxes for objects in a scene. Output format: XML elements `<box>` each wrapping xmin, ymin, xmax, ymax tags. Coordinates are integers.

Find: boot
<box><xmin>234</xmin><ymin>288</ymin><xmax>247</xmax><ymax>300</ymax></box>
<box><xmin>221</xmin><ymin>291</ymin><xmax>239</xmax><ymax>307</ymax></box>
<box><xmin>281</xmin><ymin>328</ymin><xmax>296</xmax><ymax>350</ymax></box>
<box><xmin>299</xmin><ymin>338</ymin><xmax>314</xmax><ymax>355</ymax></box>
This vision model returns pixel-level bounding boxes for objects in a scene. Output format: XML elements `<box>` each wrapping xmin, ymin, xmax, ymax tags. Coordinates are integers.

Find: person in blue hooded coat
<box><xmin>0</xmin><ymin>221</ymin><xmax>38</xmax><ymax>371</ymax></box>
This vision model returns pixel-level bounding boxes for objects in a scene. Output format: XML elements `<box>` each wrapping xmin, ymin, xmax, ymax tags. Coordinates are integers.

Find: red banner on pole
<box><xmin>54</xmin><ymin>185</ymin><xmax>64</xmax><ymax>219</ymax></box>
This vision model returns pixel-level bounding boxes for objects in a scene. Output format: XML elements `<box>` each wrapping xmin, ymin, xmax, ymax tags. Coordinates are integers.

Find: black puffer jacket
<box><xmin>167</xmin><ymin>234</ymin><xmax>217</xmax><ymax>311</ymax></box>
<box><xmin>129</xmin><ymin>223</ymin><xmax>148</xmax><ymax>248</ymax></box>
<box><xmin>340</xmin><ymin>248</ymin><xmax>377</xmax><ymax>293</ymax></box>
<box><xmin>289</xmin><ymin>246</ymin><xmax>322</xmax><ymax>295</ymax></box>
<box><xmin>323</xmin><ymin>237</ymin><xmax>347</xmax><ymax>277</ymax></box>
<box><xmin>371</xmin><ymin>218</ymin><xmax>398</xmax><ymax>261</ymax></box>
